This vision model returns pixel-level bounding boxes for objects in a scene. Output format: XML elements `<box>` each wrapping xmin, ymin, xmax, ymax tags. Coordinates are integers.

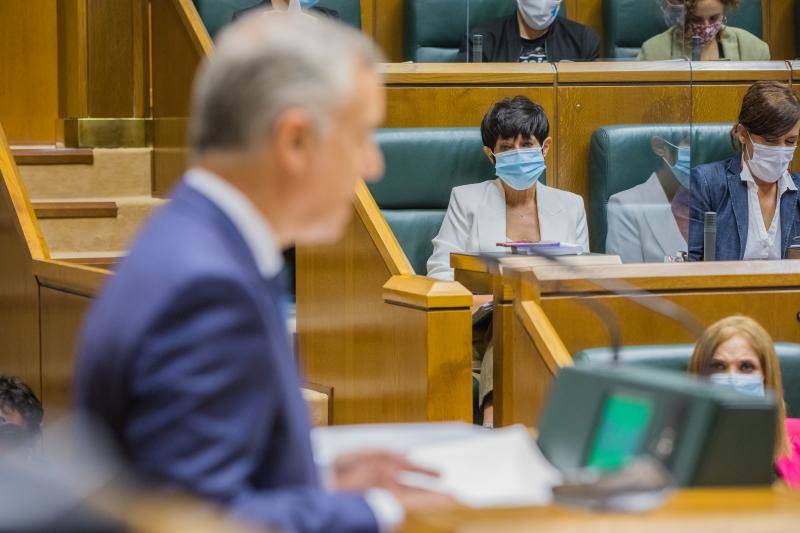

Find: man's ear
<box><xmin>483</xmin><ymin>146</ymin><xmax>495</xmax><ymax>165</ymax></box>
<box><xmin>541</xmin><ymin>137</ymin><xmax>553</xmax><ymax>158</ymax></box>
<box><xmin>273</xmin><ymin>107</ymin><xmax>316</xmax><ymax>176</ymax></box>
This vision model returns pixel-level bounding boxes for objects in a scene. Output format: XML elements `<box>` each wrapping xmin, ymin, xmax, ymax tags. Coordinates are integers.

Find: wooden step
<box><xmin>32</xmin><ymin>201</ymin><xmax>117</xmax><ymax>219</ymax></box>
<box><xmin>11</xmin><ymin>147</ymin><xmax>93</xmax><ymax>166</ymax></box>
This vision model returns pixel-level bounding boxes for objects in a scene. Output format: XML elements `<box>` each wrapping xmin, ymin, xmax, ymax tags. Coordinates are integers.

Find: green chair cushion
<box><xmin>403</xmin><ymin>0</ymin><xmax>565</xmax><ymax>62</ymax></box>
<box><xmin>573</xmin><ymin>343</ymin><xmax>800</xmax><ymax>418</ymax></box>
<box><xmin>588</xmin><ymin>123</ymin><xmax>735</xmax><ymax>253</ymax></box>
<box><xmin>371</xmin><ymin>127</ymin><xmax>496</xmax><ymax>274</ymax></box>
<box><xmin>193</xmin><ymin>0</ymin><xmax>361</xmax><ymax>39</ymax></box>
<box><xmin>603</xmin><ymin>0</ymin><xmax>763</xmax><ymax>59</ymax></box>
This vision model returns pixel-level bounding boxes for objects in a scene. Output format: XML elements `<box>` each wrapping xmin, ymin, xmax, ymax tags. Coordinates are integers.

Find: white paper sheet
<box><xmin>312</xmin><ymin>423</ymin><xmax>562</xmax><ymax>508</ymax></box>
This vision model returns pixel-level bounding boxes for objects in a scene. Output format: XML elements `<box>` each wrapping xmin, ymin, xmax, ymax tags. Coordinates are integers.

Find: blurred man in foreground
<box><xmin>76</xmin><ymin>13</ymin><xmax>446</xmax><ymax>532</ymax></box>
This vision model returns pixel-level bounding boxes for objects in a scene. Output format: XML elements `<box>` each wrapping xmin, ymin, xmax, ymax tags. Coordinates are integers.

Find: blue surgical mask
<box><xmin>709</xmin><ymin>373</ymin><xmax>765</xmax><ymax>397</ymax></box>
<box><xmin>662</xmin><ymin>140</ymin><xmax>691</xmax><ymax>189</ymax></box>
<box><xmin>494</xmin><ymin>147</ymin><xmax>546</xmax><ymax>191</ymax></box>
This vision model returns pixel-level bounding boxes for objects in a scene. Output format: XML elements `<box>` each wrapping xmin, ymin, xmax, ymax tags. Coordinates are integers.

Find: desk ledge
<box><xmin>383</xmin><ymin>275</ymin><xmax>472</xmax><ymax>310</ymax></box>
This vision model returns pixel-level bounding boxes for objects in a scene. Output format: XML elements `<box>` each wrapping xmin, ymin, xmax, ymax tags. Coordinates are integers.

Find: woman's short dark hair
<box><xmin>480</xmin><ymin>96</ymin><xmax>550</xmax><ymax>150</ymax></box>
<box><xmin>733</xmin><ymin>81</ymin><xmax>800</xmax><ymax>148</ymax></box>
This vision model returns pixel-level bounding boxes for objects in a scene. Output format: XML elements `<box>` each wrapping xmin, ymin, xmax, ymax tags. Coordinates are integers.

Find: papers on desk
<box><xmin>497</xmin><ymin>241</ymin><xmax>584</xmax><ymax>256</ymax></box>
<box><xmin>312</xmin><ymin>423</ymin><xmax>563</xmax><ymax>508</ymax></box>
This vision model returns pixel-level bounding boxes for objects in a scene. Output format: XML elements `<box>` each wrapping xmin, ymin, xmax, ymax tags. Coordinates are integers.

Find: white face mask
<box><xmin>518</xmin><ymin>0</ymin><xmax>562</xmax><ymax>31</ymax></box>
<box><xmin>744</xmin><ymin>130</ymin><xmax>796</xmax><ymax>184</ymax></box>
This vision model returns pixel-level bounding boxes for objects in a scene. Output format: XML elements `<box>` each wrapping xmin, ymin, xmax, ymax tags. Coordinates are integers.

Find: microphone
<box><xmin>703</xmin><ymin>212</ymin><xmax>716</xmax><ymax>262</ymax></box>
<box><xmin>478</xmin><ymin>247</ymin><xmax>705</xmax><ymax>365</ymax></box>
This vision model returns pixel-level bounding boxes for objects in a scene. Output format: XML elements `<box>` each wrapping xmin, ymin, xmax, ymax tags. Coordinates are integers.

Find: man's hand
<box><xmin>332</xmin><ymin>450</ymin><xmax>439</xmax><ymax>491</ymax></box>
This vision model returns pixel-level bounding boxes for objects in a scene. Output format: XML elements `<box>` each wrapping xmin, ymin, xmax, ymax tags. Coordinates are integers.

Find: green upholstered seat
<box><xmin>573</xmin><ymin>343</ymin><xmax>800</xmax><ymax>418</ymax></box>
<box><xmin>371</xmin><ymin>128</ymin><xmax>497</xmax><ymax>274</ymax></box>
<box><xmin>403</xmin><ymin>0</ymin><xmax>566</xmax><ymax>62</ymax></box>
<box><xmin>588</xmin><ymin>123</ymin><xmax>736</xmax><ymax>253</ymax></box>
<box><xmin>603</xmin><ymin>0</ymin><xmax>763</xmax><ymax>59</ymax></box>
<box><xmin>193</xmin><ymin>0</ymin><xmax>361</xmax><ymax>39</ymax></box>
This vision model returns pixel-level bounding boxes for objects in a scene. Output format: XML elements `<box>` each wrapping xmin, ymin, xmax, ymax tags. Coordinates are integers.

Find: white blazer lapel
<box><xmin>476</xmin><ymin>180</ymin><xmax>508</xmax><ymax>251</ymax></box>
<box><xmin>639</xmin><ymin>174</ymin><xmax>687</xmax><ymax>256</ymax></box>
<box><xmin>536</xmin><ymin>183</ymin><xmax>568</xmax><ymax>242</ymax></box>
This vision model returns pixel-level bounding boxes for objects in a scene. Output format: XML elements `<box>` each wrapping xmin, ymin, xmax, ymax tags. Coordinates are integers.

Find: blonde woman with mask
<box><xmin>689</xmin><ymin>316</ymin><xmax>799</xmax><ymax>487</ymax></box>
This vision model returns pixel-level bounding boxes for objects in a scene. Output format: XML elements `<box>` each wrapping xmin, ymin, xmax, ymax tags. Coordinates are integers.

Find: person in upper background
<box><xmin>234</xmin><ymin>0</ymin><xmax>338</xmax><ymax>20</ymax></box>
<box><xmin>76</xmin><ymin>13</ymin><xmax>450</xmax><ymax>533</ymax></box>
<box><xmin>0</xmin><ymin>375</ymin><xmax>43</xmax><ymax>456</ymax></box>
<box><xmin>638</xmin><ymin>0</ymin><xmax>770</xmax><ymax>61</ymax></box>
<box><xmin>689</xmin><ymin>316</ymin><xmax>799</xmax><ymax>488</ymax></box>
<box><xmin>606</xmin><ymin>136</ymin><xmax>690</xmax><ymax>263</ymax></box>
<box><xmin>689</xmin><ymin>81</ymin><xmax>800</xmax><ymax>261</ymax></box>
<box><xmin>427</xmin><ymin>95</ymin><xmax>588</xmax><ymax>426</ymax></box>
<box><xmin>458</xmin><ymin>0</ymin><xmax>600</xmax><ymax>63</ymax></box>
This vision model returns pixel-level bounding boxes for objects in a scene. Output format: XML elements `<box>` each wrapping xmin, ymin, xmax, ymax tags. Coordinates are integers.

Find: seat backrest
<box><xmin>370</xmin><ymin>128</ymin><xmax>497</xmax><ymax>274</ymax></box>
<box><xmin>588</xmin><ymin>123</ymin><xmax>735</xmax><ymax>253</ymax></box>
<box><xmin>193</xmin><ymin>0</ymin><xmax>361</xmax><ymax>39</ymax></box>
<box><xmin>573</xmin><ymin>343</ymin><xmax>800</xmax><ymax>418</ymax></box>
<box><xmin>603</xmin><ymin>0</ymin><xmax>763</xmax><ymax>59</ymax></box>
<box><xmin>403</xmin><ymin>0</ymin><xmax>566</xmax><ymax>63</ymax></box>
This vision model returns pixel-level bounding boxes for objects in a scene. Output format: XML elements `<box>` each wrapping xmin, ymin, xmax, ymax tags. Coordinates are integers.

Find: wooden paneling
<box><xmin>150</xmin><ymin>0</ymin><xmax>212</xmax><ymax>196</ymax></box>
<box><xmin>374</xmin><ymin>0</ymin><xmax>404</xmax><ymax>62</ymax></box>
<box><xmin>556</xmin><ymin>83</ymin><xmax>690</xmax><ymax>199</ymax></box>
<box><xmin>0</xmin><ymin>125</ymin><xmax>49</xmax><ymax>395</ymax></box>
<box><xmin>766</xmin><ymin>0</ymin><xmax>797</xmax><ymax>61</ymax></box>
<box><xmin>0</xmin><ymin>0</ymin><xmax>59</xmax><ymax>144</ymax></box>
<box><xmin>38</xmin><ymin>286</ymin><xmax>92</xmax><ymax>418</ymax></box>
<box><xmin>296</xmin><ymin>199</ymin><xmax>472</xmax><ymax>424</ymax></box>
<box><xmin>499</xmin><ymin>262</ymin><xmax>800</xmax><ymax>425</ymax></box>
<box><xmin>403</xmin><ymin>488</ymin><xmax>800</xmax><ymax>532</ymax></box>
<box><xmin>58</xmin><ymin>0</ymin><xmax>149</xmax><ymax>120</ymax></box>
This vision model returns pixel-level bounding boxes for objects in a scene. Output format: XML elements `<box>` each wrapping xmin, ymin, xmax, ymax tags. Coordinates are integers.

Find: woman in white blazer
<box><xmin>427</xmin><ymin>99</ymin><xmax>589</xmax><ymax>281</ymax></box>
<box><xmin>426</xmin><ymin>96</ymin><xmax>588</xmax><ymax>427</ymax></box>
<box><xmin>606</xmin><ymin>136</ymin><xmax>690</xmax><ymax>263</ymax></box>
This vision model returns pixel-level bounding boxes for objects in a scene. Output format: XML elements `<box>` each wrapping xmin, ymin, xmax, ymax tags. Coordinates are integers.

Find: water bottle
<box><xmin>471</xmin><ymin>34</ymin><xmax>483</xmax><ymax>63</ymax></box>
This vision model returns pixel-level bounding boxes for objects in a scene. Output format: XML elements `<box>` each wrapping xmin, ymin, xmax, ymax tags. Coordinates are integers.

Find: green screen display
<box><xmin>586</xmin><ymin>393</ymin><xmax>654</xmax><ymax>470</ymax></box>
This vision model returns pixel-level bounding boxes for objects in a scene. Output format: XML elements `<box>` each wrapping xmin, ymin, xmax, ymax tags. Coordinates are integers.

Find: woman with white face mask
<box><xmin>638</xmin><ymin>0</ymin><xmax>769</xmax><ymax>61</ymax></box>
<box><xmin>689</xmin><ymin>81</ymin><xmax>800</xmax><ymax>261</ymax></box>
<box><xmin>688</xmin><ymin>316</ymin><xmax>799</xmax><ymax>487</ymax></box>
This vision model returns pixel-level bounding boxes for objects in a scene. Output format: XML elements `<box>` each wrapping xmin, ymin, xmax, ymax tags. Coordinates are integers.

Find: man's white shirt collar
<box><xmin>185</xmin><ymin>168</ymin><xmax>284</xmax><ymax>279</ymax></box>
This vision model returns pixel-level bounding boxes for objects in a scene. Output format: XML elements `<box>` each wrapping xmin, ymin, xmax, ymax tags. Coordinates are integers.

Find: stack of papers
<box><xmin>497</xmin><ymin>241</ymin><xmax>584</xmax><ymax>256</ymax></box>
<box><xmin>312</xmin><ymin>423</ymin><xmax>563</xmax><ymax>508</ymax></box>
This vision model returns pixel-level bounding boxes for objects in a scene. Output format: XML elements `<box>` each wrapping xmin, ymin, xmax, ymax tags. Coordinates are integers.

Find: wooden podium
<box><xmin>454</xmin><ymin>254</ymin><xmax>800</xmax><ymax>428</ymax></box>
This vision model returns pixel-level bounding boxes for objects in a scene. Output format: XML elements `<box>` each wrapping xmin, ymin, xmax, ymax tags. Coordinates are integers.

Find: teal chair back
<box><xmin>603</xmin><ymin>0</ymin><xmax>763</xmax><ymax>59</ymax></box>
<box><xmin>193</xmin><ymin>0</ymin><xmax>361</xmax><ymax>39</ymax></box>
<box><xmin>588</xmin><ymin>123</ymin><xmax>735</xmax><ymax>253</ymax></box>
<box><xmin>573</xmin><ymin>343</ymin><xmax>800</xmax><ymax>418</ymax></box>
<box><xmin>403</xmin><ymin>0</ymin><xmax>566</xmax><ymax>62</ymax></box>
<box><xmin>371</xmin><ymin>128</ymin><xmax>520</xmax><ymax>275</ymax></box>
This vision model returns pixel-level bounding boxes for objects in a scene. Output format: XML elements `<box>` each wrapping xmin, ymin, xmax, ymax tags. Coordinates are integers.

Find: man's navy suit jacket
<box><xmin>75</xmin><ymin>180</ymin><xmax>377</xmax><ymax>532</ymax></box>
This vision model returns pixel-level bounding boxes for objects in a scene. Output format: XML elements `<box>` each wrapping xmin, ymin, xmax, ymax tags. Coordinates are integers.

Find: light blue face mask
<box><xmin>662</xmin><ymin>140</ymin><xmax>691</xmax><ymax>189</ymax></box>
<box><xmin>299</xmin><ymin>0</ymin><xmax>321</xmax><ymax>7</ymax></box>
<box><xmin>709</xmin><ymin>372</ymin><xmax>765</xmax><ymax>397</ymax></box>
<box><xmin>494</xmin><ymin>147</ymin><xmax>546</xmax><ymax>191</ymax></box>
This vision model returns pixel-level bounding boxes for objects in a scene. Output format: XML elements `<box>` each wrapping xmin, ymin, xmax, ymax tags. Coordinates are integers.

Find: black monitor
<box><xmin>537</xmin><ymin>364</ymin><xmax>777</xmax><ymax>486</ymax></box>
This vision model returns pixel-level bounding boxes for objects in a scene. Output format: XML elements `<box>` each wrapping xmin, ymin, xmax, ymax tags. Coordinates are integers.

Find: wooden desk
<box><xmin>401</xmin><ymin>488</ymin><xmax>800</xmax><ymax>532</ymax></box>
<box><xmin>488</xmin><ymin>260</ymin><xmax>800</xmax><ymax>427</ymax></box>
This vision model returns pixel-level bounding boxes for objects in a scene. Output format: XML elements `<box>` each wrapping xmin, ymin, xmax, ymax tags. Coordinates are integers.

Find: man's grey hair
<box><xmin>189</xmin><ymin>12</ymin><xmax>382</xmax><ymax>155</ymax></box>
